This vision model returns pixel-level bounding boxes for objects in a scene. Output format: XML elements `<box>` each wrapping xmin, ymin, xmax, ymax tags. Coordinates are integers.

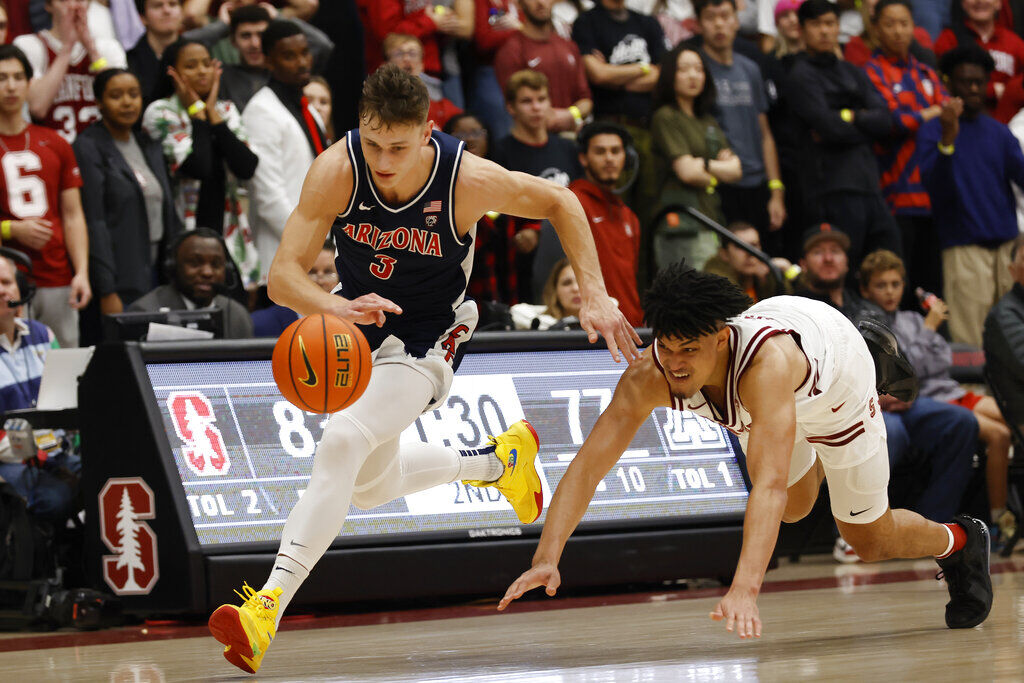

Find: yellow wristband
<box><xmin>187</xmin><ymin>100</ymin><xmax>207</xmax><ymax>117</ymax></box>
<box><xmin>937</xmin><ymin>142</ymin><xmax>955</xmax><ymax>155</ymax></box>
<box><xmin>706</xmin><ymin>176</ymin><xmax>718</xmax><ymax>194</ymax></box>
<box><xmin>840</xmin><ymin>108</ymin><xmax>854</xmax><ymax>123</ymax></box>
<box><xmin>768</xmin><ymin>179</ymin><xmax>785</xmax><ymax>192</ymax></box>
<box><xmin>568</xmin><ymin>105</ymin><xmax>582</xmax><ymax>123</ymax></box>
<box><xmin>640</xmin><ymin>62</ymin><xmax>651</xmax><ymax>75</ymax></box>
<box><xmin>89</xmin><ymin>57</ymin><xmax>108</xmax><ymax>73</ymax></box>
<box><xmin>1</xmin><ymin>220</ymin><xmax>11</xmax><ymax>241</ymax></box>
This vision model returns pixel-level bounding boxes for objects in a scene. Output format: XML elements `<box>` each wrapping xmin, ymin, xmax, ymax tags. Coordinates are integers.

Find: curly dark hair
<box><xmin>643</xmin><ymin>262</ymin><xmax>752</xmax><ymax>340</ymax></box>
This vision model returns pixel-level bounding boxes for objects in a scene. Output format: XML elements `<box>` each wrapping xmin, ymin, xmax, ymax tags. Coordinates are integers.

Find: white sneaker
<box><xmin>833</xmin><ymin>537</ymin><xmax>861</xmax><ymax>564</ymax></box>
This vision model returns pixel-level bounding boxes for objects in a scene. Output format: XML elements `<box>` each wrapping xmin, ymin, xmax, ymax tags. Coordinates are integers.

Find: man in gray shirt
<box><xmin>696</xmin><ymin>0</ymin><xmax>786</xmax><ymax>244</ymax></box>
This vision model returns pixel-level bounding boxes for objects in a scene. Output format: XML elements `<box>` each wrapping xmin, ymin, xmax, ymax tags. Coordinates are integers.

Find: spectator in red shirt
<box><xmin>14</xmin><ymin>0</ymin><xmax>128</xmax><ymax>144</ymax></box>
<box><xmin>568</xmin><ymin>122</ymin><xmax>642</xmax><ymax>324</ymax></box>
<box><xmin>468</xmin><ymin>0</ymin><xmax>520</xmax><ymax>141</ymax></box>
<box><xmin>0</xmin><ymin>45</ymin><xmax>91</xmax><ymax>346</ymax></box>
<box><xmin>935</xmin><ymin>0</ymin><xmax>1024</xmax><ymax>110</ymax></box>
<box><xmin>494</xmin><ymin>0</ymin><xmax>593</xmax><ymax>134</ymax></box>
<box><xmin>358</xmin><ymin>0</ymin><xmax>473</xmax><ymax>104</ymax></box>
<box><xmin>384</xmin><ymin>33</ymin><xmax>463</xmax><ymax>130</ymax></box>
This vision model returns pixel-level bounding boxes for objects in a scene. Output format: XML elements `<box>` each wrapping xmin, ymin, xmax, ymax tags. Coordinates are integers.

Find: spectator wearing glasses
<box><xmin>252</xmin><ymin>239</ymin><xmax>336</xmax><ymax>337</ymax></box>
<box><xmin>384</xmin><ymin>33</ymin><xmax>462</xmax><ymax>131</ymax></box>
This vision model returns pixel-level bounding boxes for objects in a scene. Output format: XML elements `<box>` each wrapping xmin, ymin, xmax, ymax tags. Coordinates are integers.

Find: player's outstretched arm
<box><xmin>456</xmin><ymin>154</ymin><xmax>641</xmax><ymax>362</ymax></box>
<box><xmin>709</xmin><ymin>337</ymin><xmax>805</xmax><ymax>640</ymax></box>
<box><xmin>267</xmin><ymin>144</ymin><xmax>402</xmax><ymax>326</ymax></box>
<box><xmin>498</xmin><ymin>362</ymin><xmax>658</xmax><ymax>610</ymax></box>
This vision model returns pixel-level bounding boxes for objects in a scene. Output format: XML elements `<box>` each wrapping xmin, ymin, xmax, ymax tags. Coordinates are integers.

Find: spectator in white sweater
<box><xmin>242</xmin><ymin>19</ymin><xmax>325</xmax><ymax>282</ymax></box>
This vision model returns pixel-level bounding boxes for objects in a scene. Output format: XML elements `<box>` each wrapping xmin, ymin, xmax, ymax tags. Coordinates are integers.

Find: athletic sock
<box><xmin>457</xmin><ymin>443</ymin><xmax>504</xmax><ymax>482</ymax></box>
<box><xmin>263</xmin><ymin>553</ymin><xmax>310</xmax><ymax>628</ymax></box>
<box><xmin>936</xmin><ymin>522</ymin><xmax>967</xmax><ymax>559</ymax></box>
<box><xmin>991</xmin><ymin>507</ymin><xmax>1006</xmax><ymax>525</ymax></box>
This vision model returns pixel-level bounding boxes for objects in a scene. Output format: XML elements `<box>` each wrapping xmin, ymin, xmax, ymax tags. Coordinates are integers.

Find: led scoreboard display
<box><xmin>81</xmin><ymin>334</ymin><xmax>750</xmax><ymax>614</ymax></box>
<box><xmin>147</xmin><ymin>349</ymin><xmax>748</xmax><ymax>548</ymax></box>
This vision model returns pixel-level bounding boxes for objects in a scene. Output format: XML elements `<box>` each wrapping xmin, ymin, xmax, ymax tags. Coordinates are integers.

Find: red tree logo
<box><xmin>99</xmin><ymin>478</ymin><xmax>159</xmax><ymax>596</ymax></box>
<box><xmin>167</xmin><ymin>392</ymin><xmax>230</xmax><ymax>476</ymax></box>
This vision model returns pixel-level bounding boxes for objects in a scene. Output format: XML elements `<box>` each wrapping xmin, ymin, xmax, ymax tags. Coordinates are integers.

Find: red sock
<box><xmin>937</xmin><ymin>522</ymin><xmax>967</xmax><ymax>559</ymax></box>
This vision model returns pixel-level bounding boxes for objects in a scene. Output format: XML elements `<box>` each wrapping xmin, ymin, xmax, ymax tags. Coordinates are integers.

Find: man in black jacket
<box><xmin>128</xmin><ymin>229</ymin><xmax>253</xmax><ymax>339</ymax></box>
<box><xmin>984</xmin><ymin>235</ymin><xmax>1024</xmax><ymax>432</ymax></box>
<box><xmin>787</xmin><ymin>0</ymin><xmax>901</xmax><ymax>275</ymax></box>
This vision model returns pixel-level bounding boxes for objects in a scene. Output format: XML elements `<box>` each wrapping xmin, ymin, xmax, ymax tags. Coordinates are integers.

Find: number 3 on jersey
<box><xmin>370</xmin><ymin>254</ymin><xmax>396</xmax><ymax>279</ymax></box>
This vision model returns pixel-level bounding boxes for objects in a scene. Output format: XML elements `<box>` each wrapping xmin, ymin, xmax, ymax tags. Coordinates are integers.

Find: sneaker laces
<box><xmin>234</xmin><ymin>583</ymin><xmax>277</xmax><ymax>622</ymax></box>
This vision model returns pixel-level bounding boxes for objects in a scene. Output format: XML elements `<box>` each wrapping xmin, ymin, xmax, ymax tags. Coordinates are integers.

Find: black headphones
<box><xmin>0</xmin><ymin>246</ymin><xmax>36</xmax><ymax>307</ymax></box>
<box><xmin>162</xmin><ymin>227</ymin><xmax>242</xmax><ymax>292</ymax></box>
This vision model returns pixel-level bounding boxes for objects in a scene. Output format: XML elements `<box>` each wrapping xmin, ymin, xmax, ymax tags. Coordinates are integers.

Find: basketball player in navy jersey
<box><xmin>500</xmin><ymin>264</ymin><xmax>993</xmax><ymax>639</ymax></box>
<box><xmin>207</xmin><ymin>64</ymin><xmax>641</xmax><ymax>674</ymax></box>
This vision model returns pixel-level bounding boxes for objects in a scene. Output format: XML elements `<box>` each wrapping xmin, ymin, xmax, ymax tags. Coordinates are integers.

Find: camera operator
<box><xmin>0</xmin><ymin>255</ymin><xmax>80</xmax><ymax>524</ymax></box>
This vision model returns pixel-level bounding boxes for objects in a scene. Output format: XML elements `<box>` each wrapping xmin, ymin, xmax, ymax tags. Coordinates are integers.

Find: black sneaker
<box><xmin>935</xmin><ymin>515</ymin><xmax>993</xmax><ymax>629</ymax></box>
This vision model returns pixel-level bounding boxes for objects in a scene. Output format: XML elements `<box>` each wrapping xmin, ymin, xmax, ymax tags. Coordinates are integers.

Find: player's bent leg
<box><xmin>827</xmin><ymin>450</ymin><xmax>993</xmax><ymax>628</ymax></box>
<box><xmin>210</xmin><ymin>413</ymin><xmax>376</xmax><ymax>673</ymax></box>
<box><xmin>782</xmin><ymin>440</ymin><xmax>821</xmax><ymax>523</ymax></box>
<box><xmin>782</xmin><ymin>459</ymin><xmax>823</xmax><ymax>523</ymax></box>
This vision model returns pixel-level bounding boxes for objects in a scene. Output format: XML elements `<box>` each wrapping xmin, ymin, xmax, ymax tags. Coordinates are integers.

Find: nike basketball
<box><xmin>272</xmin><ymin>314</ymin><xmax>372</xmax><ymax>413</ymax></box>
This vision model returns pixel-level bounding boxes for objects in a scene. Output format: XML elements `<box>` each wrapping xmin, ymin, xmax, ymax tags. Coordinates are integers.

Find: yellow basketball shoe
<box><xmin>463</xmin><ymin>419</ymin><xmax>543</xmax><ymax>523</ymax></box>
<box><xmin>208</xmin><ymin>584</ymin><xmax>282</xmax><ymax>674</ymax></box>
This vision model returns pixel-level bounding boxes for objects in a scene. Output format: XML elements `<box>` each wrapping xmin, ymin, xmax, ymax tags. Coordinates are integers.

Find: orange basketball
<box><xmin>272</xmin><ymin>314</ymin><xmax>372</xmax><ymax>414</ymax></box>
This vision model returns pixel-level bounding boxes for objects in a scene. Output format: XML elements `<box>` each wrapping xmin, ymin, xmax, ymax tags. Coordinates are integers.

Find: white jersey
<box><xmin>655</xmin><ymin>296</ymin><xmax>883</xmax><ymax>470</ymax></box>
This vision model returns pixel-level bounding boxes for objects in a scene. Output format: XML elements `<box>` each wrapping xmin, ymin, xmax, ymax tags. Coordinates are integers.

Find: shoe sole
<box><xmin>516</xmin><ymin>420</ymin><xmax>543</xmax><ymax>524</ymax></box>
<box><xmin>223</xmin><ymin>646</ymin><xmax>256</xmax><ymax>675</ymax></box>
<box><xmin>209</xmin><ymin>605</ymin><xmax>256</xmax><ymax>660</ymax></box>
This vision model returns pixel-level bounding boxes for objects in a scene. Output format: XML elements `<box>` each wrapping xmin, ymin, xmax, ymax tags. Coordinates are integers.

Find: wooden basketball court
<box><xmin>0</xmin><ymin>555</ymin><xmax>1021</xmax><ymax>681</ymax></box>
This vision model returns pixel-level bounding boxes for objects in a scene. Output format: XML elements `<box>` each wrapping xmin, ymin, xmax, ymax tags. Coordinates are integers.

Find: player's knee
<box><xmin>316</xmin><ymin>417</ymin><xmax>374</xmax><ymax>472</ymax></box>
<box><xmin>847</xmin><ymin>536</ymin><xmax>890</xmax><ymax>563</ymax></box>
<box><xmin>782</xmin><ymin>500</ymin><xmax>814</xmax><ymax>523</ymax></box>
<box><xmin>350</xmin><ymin>481</ymin><xmax>397</xmax><ymax>510</ymax></box>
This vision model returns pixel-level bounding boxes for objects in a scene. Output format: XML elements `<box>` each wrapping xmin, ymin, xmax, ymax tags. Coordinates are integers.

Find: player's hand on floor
<box><xmin>710</xmin><ymin>587</ymin><xmax>762</xmax><ymax>639</ymax></box>
<box><xmin>339</xmin><ymin>293</ymin><xmax>402</xmax><ymax>327</ymax></box>
<box><xmin>498</xmin><ymin>563</ymin><xmax>561</xmax><ymax>611</ymax></box>
<box><xmin>579</xmin><ymin>296</ymin><xmax>642</xmax><ymax>364</ymax></box>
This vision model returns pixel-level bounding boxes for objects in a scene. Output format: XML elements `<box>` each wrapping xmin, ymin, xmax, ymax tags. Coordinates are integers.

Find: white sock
<box><xmin>264</xmin><ymin>554</ymin><xmax>310</xmax><ymax>628</ymax></box>
<box><xmin>991</xmin><ymin>507</ymin><xmax>1006</xmax><ymax>524</ymax></box>
<box><xmin>457</xmin><ymin>443</ymin><xmax>504</xmax><ymax>482</ymax></box>
<box><xmin>937</xmin><ymin>524</ymin><xmax>955</xmax><ymax>559</ymax></box>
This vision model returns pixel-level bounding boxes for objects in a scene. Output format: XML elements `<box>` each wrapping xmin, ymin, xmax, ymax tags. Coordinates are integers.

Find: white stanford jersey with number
<box><xmin>655</xmin><ymin>296</ymin><xmax>882</xmax><ymax>470</ymax></box>
<box><xmin>13</xmin><ymin>31</ymin><xmax>127</xmax><ymax>144</ymax></box>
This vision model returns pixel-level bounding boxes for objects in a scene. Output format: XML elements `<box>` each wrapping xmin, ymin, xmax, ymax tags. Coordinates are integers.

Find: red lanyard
<box><xmin>300</xmin><ymin>96</ymin><xmax>325</xmax><ymax>156</ymax></box>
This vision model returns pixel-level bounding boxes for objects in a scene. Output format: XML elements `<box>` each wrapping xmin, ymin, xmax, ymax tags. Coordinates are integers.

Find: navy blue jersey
<box><xmin>333</xmin><ymin>128</ymin><xmax>475</xmax><ymax>356</ymax></box>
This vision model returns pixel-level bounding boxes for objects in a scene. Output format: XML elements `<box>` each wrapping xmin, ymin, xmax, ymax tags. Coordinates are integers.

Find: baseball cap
<box><xmin>802</xmin><ymin>222</ymin><xmax>851</xmax><ymax>253</ymax></box>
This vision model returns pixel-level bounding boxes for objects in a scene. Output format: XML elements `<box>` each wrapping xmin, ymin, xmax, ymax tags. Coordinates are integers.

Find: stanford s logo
<box><xmin>167</xmin><ymin>392</ymin><xmax>230</xmax><ymax>476</ymax></box>
<box><xmin>440</xmin><ymin>324</ymin><xmax>470</xmax><ymax>362</ymax></box>
<box><xmin>99</xmin><ymin>477</ymin><xmax>159</xmax><ymax>596</ymax></box>
<box><xmin>298</xmin><ymin>336</ymin><xmax>318</xmax><ymax>387</ymax></box>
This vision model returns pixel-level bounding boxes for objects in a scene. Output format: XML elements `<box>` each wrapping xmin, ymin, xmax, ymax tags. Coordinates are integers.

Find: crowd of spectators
<box><xmin>0</xmin><ymin>0</ymin><xmax>1020</xmax><ymax>553</ymax></box>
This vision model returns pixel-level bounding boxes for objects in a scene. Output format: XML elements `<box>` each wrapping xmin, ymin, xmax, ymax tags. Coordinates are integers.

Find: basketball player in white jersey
<box><xmin>500</xmin><ymin>263</ymin><xmax>993</xmax><ymax>638</ymax></box>
<box><xmin>207</xmin><ymin>65</ymin><xmax>640</xmax><ymax>674</ymax></box>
